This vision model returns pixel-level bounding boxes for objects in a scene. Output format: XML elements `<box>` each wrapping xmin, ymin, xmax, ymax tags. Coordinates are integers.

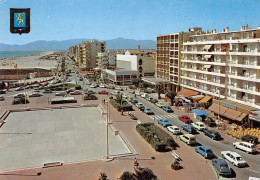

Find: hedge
<box><xmin>110</xmin><ymin>99</ymin><xmax>132</xmax><ymax>111</ymax></box>
<box><xmin>136</xmin><ymin>123</ymin><xmax>176</xmax><ymax>152</ymax></box>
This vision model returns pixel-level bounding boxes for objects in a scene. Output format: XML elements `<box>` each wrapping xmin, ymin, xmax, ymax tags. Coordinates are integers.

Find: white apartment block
<box><xmin>181</xmin><ymin>25</ymin><xmax>260</xmax><ymax>109</ymax></box>
<box><xmin>96</xmin><ymin>51</ymin><xmax>116</xmax><ymax>69</ymax></box>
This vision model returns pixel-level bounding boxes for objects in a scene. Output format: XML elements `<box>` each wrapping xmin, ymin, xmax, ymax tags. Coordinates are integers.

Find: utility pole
<box><xmin>106</xmin><ymin>102</ymin><xmax>109</xmax><ymax>159</ymax></box>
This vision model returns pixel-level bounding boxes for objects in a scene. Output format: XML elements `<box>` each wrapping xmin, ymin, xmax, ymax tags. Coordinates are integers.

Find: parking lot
<box><xmin>0</xmin><ymin>107</ymin><xmax>131</xmax><ymax>172</ymax></box>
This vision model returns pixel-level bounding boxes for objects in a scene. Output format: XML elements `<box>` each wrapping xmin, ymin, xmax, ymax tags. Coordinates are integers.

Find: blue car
<box><xmin>158</xmin><ymin>118</ymin><xmax>172</xmax><ymax>127</ymax></box>
<box><xmin>181</xmin><ymin>124</ymin><xmax>196</xmax><ymax>134</ymax></box>
<box><xmin>195</xmin><ymin>146</ymin><xmax>214</xmax><ymax>159</ymax></box>
<box><xmin>162</xmin><ymin>106</ymin><xmax>174</xmax><ymax>113</ymax></box>
<box><xmin>144</xmin><ymin>107</ymin><xmax>154</xmax><ymax>115</ymax></box>
<box><xmin>212</xmin><ymin>158</ymin><xmax>232</xmax><ymax>177</ymax></box>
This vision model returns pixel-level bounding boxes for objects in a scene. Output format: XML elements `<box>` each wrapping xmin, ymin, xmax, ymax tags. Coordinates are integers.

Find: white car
<box><xmin>233</xmin><ymin>141</ymin><xmax>257</xmax><ymax>154</ymax></box>
<box><xmin>111</xmin><ymin>91</ymin><xmax>120</xmax><ymax>95</ymax></box>
<box><xmin>90</xmin><ymin>84</ymin><xmax>97</xmax><ymax>88</ymax></box>
<box><xmin>115</xmin><ymin>86</ymin><xmax>123</xmax><ymax>91</ymax></box>
<box><xmin>221</xmin><ymin>151</ymin><xmax>247</xmax><ymax>167</ymax></box>
<box><xmin>99</xmin><ymin>84</ymin><xmax>107</xmax><ymax>88</ymax></box>
<box><xmin>141</xmin><ymin>93</ymin><xmax>148</xmax><ymax>98</ymax></box>
<box><xmin>179</xmin><ymin>134</ymin><xmax>196</xmax><ymax>145</ymax></box>
<box><xmin>191</xmin><ymin>122</ymin><xmax>206</xmax><ymax>131</ymax></box>
<box><xmin>167</xmin><ymin>126</ymin><xmax>181</xmax><ymax>135</ymax></box>
<box><xmin>122</xmin><ymin>93</ymin><xmax>128</xmax><ymax>99</ymax></box>
<box><xmin>135</xmin><ymin>91</ymin><xmax>141</xmax><ymax>96</ymax></box>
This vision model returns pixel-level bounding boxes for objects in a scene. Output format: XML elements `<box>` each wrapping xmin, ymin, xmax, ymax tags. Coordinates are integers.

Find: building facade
<box><xmin>96</xmin><ymin>51</ymin><xmax>117</xmax><ymax>69</ymax></box>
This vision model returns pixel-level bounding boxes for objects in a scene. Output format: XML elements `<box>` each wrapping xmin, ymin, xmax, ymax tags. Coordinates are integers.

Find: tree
<box><xmin>99</xmin><ymin>172</ymin><xmax>107</xmax><ymax>180</ymax></box>
<box><xmin>120</xmin><ymin>171</ymin><xmax>136</xmax><ymax>180</ymax></box>
<box><xmin>116</xmin><ymin>92</ymin><xmax>123</xmax><ymax>105</ymax></box>
<box><xmin>134</xmin><ymin>167</ymin><xmax>157</xmax><ymax>180</ymax></box>
<box><xmin>156</xmin><ymin>84</ymin><xmax>163</xmax><ymax>99</ymax></box>
<box><xmin>166</xmin><ymin>91</ymin><xmax>177</xmax><ymax>106</ymax></box>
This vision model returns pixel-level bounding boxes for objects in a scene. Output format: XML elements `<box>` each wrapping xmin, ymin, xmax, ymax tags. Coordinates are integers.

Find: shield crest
<box><xmin>10</xmin><ymin>8</ymin><xmax>30</xmax><ymax>35</ymax></box>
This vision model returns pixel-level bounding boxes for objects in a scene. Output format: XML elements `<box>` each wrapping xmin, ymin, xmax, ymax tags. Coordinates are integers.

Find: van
<box><xmin>233</xmin><ymin>142</ymin><xmax>257</xmax><ymax>154</ymax></box>
<box><xmin>179</xmin><ymin>134</ymin><xmax>196</xmax><ymax>145</ymax></box>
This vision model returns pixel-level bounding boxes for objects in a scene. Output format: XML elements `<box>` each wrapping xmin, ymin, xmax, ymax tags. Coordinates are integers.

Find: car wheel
<box><xmin>232</xmin><ymin>162</ymin><xmax>235</xmax><ymax>166</ymax></box>
<box><xmin>211</xmin><ymin>136</ymin><xmax>214</xmax><ymax>140</ymax></box>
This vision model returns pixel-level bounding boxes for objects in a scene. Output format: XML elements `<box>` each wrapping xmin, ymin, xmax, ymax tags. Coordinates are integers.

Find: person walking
<box><xmin>134</xmin><ymin>158</ymin><xmax>138</xmax><ymax>168</ymax></box>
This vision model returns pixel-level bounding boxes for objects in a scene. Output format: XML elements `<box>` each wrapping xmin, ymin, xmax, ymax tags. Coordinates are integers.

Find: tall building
<box><xmin>156</xmin><ymin>28</ymin><xmax>202</xmax><ymax>92</ymax></box>
<box><xmin>181</xmin><ymin>25</ymin><xmax>260</xmax><ymax>111</ymax></box>
<box><xmin>68</xmin><ymin>40</ymin><xmax>106</xmax><ymax>69</ymax></box>
<box><xmin>96</xmin><ymin>51</ymin><xmax>117</xmax><ymax>69</ymax></box>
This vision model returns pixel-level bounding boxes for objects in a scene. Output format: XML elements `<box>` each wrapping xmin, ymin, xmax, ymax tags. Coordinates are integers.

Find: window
<box><xmin>139</xmin><ymin>59</ymin><xmax>143</xmax><ymax>65</ymax></box>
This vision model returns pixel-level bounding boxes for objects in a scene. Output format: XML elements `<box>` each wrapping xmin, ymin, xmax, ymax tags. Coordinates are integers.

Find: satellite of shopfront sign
<box><xmin>10</xmin><ymin>8</ymin><xmax>30</xmax><ymax>35</ymax></box>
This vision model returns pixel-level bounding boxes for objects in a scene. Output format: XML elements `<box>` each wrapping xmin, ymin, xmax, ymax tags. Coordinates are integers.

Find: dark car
<box><xmin>241</xmin><ymin>134</ymin><xmax>258</xmax><ymax>144</ymax></box>
<box><xmin>181</xmin><ymin>124</ymin><xmax>196</xmax><ymax>134</ymax></box>
<box><xmin>212</xmin><ymin>158</ymin><xmax>232</xmax><ymax>177</ymax></box>
<box><xmin>203</xmin><ymin>129</ymin><xmax>222</xmax><ymax>140</ymax></box>
<box><xmin>150</xmin><ymin>98</ymin><xmax>158</xmax><ymax>104</ymax></box>
<box><xmin>84</xmin><ymin>90</ymin><xmax>96</xmax><ymax>95</ymax></box>
<box><xmin>0</xmin><ymin>96</ymin><xmax>5</xmax><ymax>101</ymax></box>
<box><xmin>14</xmin><ymin>93</ymin><xmax>25</xmax><ymax>99</ymax></box>
<box><xmin>162</xmin><ymin>106</ymin><xmax>174</xmax><ymax>113</ymax></box>
<box><xmin>130</xmin><ymin>99</ymin><xmax>138</xmax><ymax>105</ymax></box>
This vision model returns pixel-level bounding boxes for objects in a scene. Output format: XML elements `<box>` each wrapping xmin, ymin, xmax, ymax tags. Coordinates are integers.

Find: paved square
<box><xmin>0</xmin><ymin>107</ymin><xmax>131</xmax><ymax>172</ymax></box>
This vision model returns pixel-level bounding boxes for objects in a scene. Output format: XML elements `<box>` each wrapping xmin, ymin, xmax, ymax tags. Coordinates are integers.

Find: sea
<box><xmin>0</xmin><ymin>51</ymin><xmax>47</xmax><ymax>59</ymax></box>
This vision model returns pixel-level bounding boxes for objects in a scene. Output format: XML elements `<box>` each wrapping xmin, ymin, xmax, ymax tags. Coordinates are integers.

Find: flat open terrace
<box><xmin>0</xmin><ymin>107</ymin><xmax>131</xmax><ymax>172</ymax></box>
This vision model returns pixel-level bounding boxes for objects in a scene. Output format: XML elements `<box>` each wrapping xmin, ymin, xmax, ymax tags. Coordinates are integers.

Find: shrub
<box><xmin>12</xmin><ymin>97</ymin><xmax>30</xmax><ymax>105</ymax></box>
<box><xmin>84</xmin><ymin>94</ymin><xmax>98</xmax><ymax>100</ymax></box>
<box><xmin>171</xmin><ymin>160</ymin><xmax>181</xmax><ymax>170</ymax></box>
<box><xmin>136</xmin><ymin>123</ymin><xmax>176</xmax><ymax>152</ymax></box>
<box><xmin>120</xmin><ymin>171</ymin><xmax>135</xmax><ymax>180</ymax></box>
<box><xmin>110</xmin><ymin>99</ymin><xmax>132</xmax><ymax>111</ymax></box>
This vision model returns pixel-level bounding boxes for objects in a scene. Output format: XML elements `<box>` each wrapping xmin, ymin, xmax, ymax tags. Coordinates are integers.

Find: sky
<box><xmin>0</xmin><ymin>0</ymin><xmax>259</xmax><ymax>45</ymax></box>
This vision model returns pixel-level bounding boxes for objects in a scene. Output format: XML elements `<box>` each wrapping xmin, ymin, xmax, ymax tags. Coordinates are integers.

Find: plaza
<box><xmin>0</xmin><ymin>107</ymin><xmax>131</xmax><ymax>172</ymax></box>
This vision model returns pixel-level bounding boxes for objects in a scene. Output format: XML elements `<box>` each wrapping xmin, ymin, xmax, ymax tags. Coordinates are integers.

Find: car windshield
<box><xmin>236</xmin><ymin>157</ymin><xmax>243</xmax><ymax>161</ymax></box>
<box><xmin>220</xmin><ymin>165</ymin><xmax>228</xmax><ymax>169</ymax></box>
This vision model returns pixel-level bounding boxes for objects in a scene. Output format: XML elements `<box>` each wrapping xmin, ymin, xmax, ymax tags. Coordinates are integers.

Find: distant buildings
<box><xmin>68</xmin><ymin>40</ymin><xmax>106</xmax><ymax>69</ymax></box>
<box><xmin>157</xmin><ymin>25</ymin><xmax>260</xmax><ymax>127</ymax></box>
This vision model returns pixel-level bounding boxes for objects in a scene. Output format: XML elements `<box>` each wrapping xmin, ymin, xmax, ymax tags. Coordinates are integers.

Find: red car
<box><xmin>98</xmin><ymin>90</ymin><xmax>109</xmax><ymax>94</ymax></box>
<box><xmin>179</xmin><ymin>115</ymin><xmax>192</xmax><ymax>123</ymax></box>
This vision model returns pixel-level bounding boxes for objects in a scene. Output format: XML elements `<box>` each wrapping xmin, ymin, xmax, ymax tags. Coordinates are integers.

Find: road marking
<box><xmin>149</xmin><ymin>114</ymin><xmax>178</xmax><ymax>120</ymax></box>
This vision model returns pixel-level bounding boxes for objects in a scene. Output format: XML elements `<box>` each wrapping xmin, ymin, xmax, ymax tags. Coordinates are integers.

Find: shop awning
<box><xmin>203</xmin><ymin>45</ymin><xmax>212</xmax><ymax>50</ymax></box>
<box><xmin>190</xmin><ymin>95</ymin><xmax>204</xmax><ymax>102</ymax></box>
<box><xmin>192</xmin><ymin>110</ymin><xmax>209</xmax><ymax>116</ymax></box>
<box><xmin>204</xmin><ymin>65</ymin><xmax>212</xmax><ymax>69</ymax></box>
<box><xmin>199</xmin><ymin>95</ymin><xmax>212</xmax><ymax>104</ymax></box>
<box><xmin>223</xmin><ymin>109</ymin><xmax>242</xmax><ymax>121</ymax></box>
<box><xmin>208</xmin><ymin>103</ymin><xmax>228</xmax><ymax>115</ymax></box>
<box><xmin>204</xmin><ymin>55</ymin><xmax>212</xmax><ymax>59</ymax></box>
<box><xmin>221</xmin><ymin>45</ymin><xmax>228</xmax><ymax>50</ymax></box>
<box><xmin>236</xmin><ymin>113</ymin><xmax>247</xmax><ymax>121</ymax></box>
<box><xmin>177</xmin><ymin>89</ymin><xmax>200</xmax><ymax>98</ymax></box>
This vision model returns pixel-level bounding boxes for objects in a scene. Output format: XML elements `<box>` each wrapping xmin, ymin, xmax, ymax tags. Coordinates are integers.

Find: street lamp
<box><xmin>106</xmin><ymin>101</ymin><xmax>109</xmax><ymax>159</ymax></box>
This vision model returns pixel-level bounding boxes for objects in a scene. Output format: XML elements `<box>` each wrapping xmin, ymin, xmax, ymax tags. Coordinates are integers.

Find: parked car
<box><xmin>79</xmin><ymin>77</ymin><xmax>83</xmax><ymax>81</ymax></box>
<box><xmin>15</xmin><ymin>87</ymin><xmax>24</xmax><ymax>91</ymax></box>
<box><xmin>111</xmin><ymin>91</ymin><xmax>120</xmax><ymax>95</ymax></box>
<box><xmin>122</xmin><ymin>93</ymin><xmax>128</xmax><ymax>99</ymax></box>
<box><xmin>203</xmin><ymin>129</ymin><xmax>222</xmax><ymax>140</ymax></box>
<box><xmin>14</xmin><ymin>93</ymin><xmax>25</xmax><ymax>99</ymax></box>
<box><xmin>70</xmin><ymin>90</ymin><xmax>82</xmax><ymax>95</ymax></box>
<box><xmin>155</xmin><ymin>101</ymin><xmax>166</xmax><ymax>108</ymax></box>
<box><xmin>241</xmin><ymin>134</ymin><xmax>259</xmax><ymax>144</ymax></box>
<box><xmin>144</xmin><ymin>107</ymin><xmax>154</xmax><ymax>115</ymax></box>
<box><xmin>221</xmin><ymin>151</ymin><xmax>247</xmax><ymax>167</ymax></box>
<box><xmin>191</xmin><ymin>122</ymin><xmax>206</xmax><ymax>131</ymax></box>
<box><xmin>195</xmin><ymin>146</ymin><xmax>214</xmax><ymax>159</ymax></box>
<box><xmin>107</xmin><ymin>85</ymin><xmax>115</xmax><ymax>89</ymax></box>
<box><xmin>135</xmin><ymin>102</ymin><xmax>145</xmax><ymax>111</ymax></box>
<box><xmin>179</xmin><ymin>115</ymin><xmax>192</xmax><ymax>123</ymax></box>
<box><xmin>212</xmin><ymin>158</ymin><xmax>232</xmax><ymax>177</ymax></box>
<box><xmin>150</xmin><ymin>98</ymin><xmax>158</xmax><ymax>104</ymax></box>
<box><xmin>128</xmin><ymin>89</ymin><xmax>135</xmax><ymax>94</ymax></box>
<box><xmin>233</xmin><ymin>141</ymin><xmax>257</xmax><ymax>154</ymax></box>
<box><xmin>157</xmin><ymin>118</ymin><xmax>172</xmax><ymax>127</ymax></box>
<box><xmin>86</xmin><ymin>81</ymin><xmax>91</xmax><ymax>85</ymax></box>
<box><xmin>181</xmin><ymin>124</ymin><xmax>196</xmax><ymax>134</ymax></box>
<box><xmin>66</xmin><ymin>88</ymin><xmax>75</xmax><ymax>93</ymax></box>
<box><xmin>90</xmin><ymin>84</ymin><xmax>98</xmax><ymax>88</ymax></box>
<box><xmin>135</xmin><ymin>91</ymin><xmax>141</xmax><ymax>96</ymax></box>
<box><xmin>130</xmin><ymin>99</ymin><xmax>138</xmax><ymax>105</ymax></box>
<box><xmin>98</xmin><ymin>90</ymin><xmax>109</xmax><ymax>94</ymax></box>
<box><xmin>29</xmin><ymin>92</ymin><xmax>43</xmax><ymax>97</ymax></box>
<box><xmin>115</xmin><ymin>86</ymin><xmax>123</xmax><ymax>91</ymax></box>
<box><xmin>141</xmin><ymin>93</ymin><xmax>148</xmax><ymax>98</ymax></box>
<box><xmin>162</xmin><ymin>106</ymin><xmax>174</xmax><ymax>113</ymax></box>
<box><xmin>85</xmin><ymin>90</ymin><xmax>96</xmax><ymax>95</ymax></box>
<box><xmin>204</xmin><ymin>116</ymin><xmax>216</xmax><ymax>127</ymax></box>
<box><xmin>43</xmin><ymin>89</ymin><xmax>52</xmax><ymax>93</ymax></box>
<box><xmin>99</xmin><ymin>84</ymin><xmax>107</xmax><ymax>88</ymax></box>
<box><xmin>0</xmin><ymin>96</ymin><xmax>5</xmax><ymax>101</ymax></box>
<box><xmin>179</xmin><ymin>134</ymin><xmax>196</xmax><ymax>145</ymax></box>
<box><xmin>167</xmin><ymin>126</ymin><xmax>181</xmax><ymax>135</ymax></box>
<box><xmin>145</xmin><ymin>96</ymin><xmax>152</xmax><ymax>101</ymax></box>
<box><xmin>55</xmin><ymin>91</ymin><xmax>67</xmax><ymax>96</ymax></box>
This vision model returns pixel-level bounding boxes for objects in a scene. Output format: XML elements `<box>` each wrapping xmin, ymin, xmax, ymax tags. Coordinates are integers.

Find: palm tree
<box><xmin>134</xmin><ymin>167</ymin><xmax>157</xmax><ymax>180</ymax></box>
<box><xmin>166</xmin><ymin>91</ymin><xmax>177</xmax><ymax>106</ymax></box>
<box><xmin>156</xmin><ymin>84</ymin><xmax>163</xmax><ymax>99</ymax></box>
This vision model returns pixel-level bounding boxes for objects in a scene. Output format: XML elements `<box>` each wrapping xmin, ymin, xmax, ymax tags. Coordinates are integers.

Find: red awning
<box><xmin>221</xmin><ymin>45</ymin><xmax>228</xmax><ymax>50</ymax></box>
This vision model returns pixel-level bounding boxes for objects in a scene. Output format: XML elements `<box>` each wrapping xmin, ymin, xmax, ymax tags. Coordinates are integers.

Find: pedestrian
<box><xmin>121</xmin><ymin>109</ymin><xmax>124</xmax><ymax>115</ymax></box>
<box><xmin>134</xmin><ymin>158</ymin><xmax>138</xmax><ymax>167</ymax></box>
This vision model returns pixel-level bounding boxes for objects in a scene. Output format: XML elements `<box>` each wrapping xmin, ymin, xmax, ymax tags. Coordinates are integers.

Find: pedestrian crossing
<box><xmin>149</xmin><ymin>114</ymin><xmax>178</xmax><ymax>120</ymax></box>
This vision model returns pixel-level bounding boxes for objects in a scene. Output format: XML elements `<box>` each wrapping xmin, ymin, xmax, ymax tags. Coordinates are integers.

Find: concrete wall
<box><xmin>116</xmin><ymin>54</ymin><xmax>137</xmax><ymax>70</ymax></box>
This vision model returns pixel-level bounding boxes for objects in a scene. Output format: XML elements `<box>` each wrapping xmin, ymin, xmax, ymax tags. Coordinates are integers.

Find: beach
<box><xmin>0</xmin><ymin>51</ymin><xmax>58</xmax><ymax>70</ymax></box>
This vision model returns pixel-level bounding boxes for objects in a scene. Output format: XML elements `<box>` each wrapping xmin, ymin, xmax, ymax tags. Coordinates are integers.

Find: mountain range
<box><xmin>0</xmin><ymin>38</ymin><xmax>156</xmax><ymax>51</ymax></box>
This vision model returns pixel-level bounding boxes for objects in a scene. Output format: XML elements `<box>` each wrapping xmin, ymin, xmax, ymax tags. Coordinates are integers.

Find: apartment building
<box><xmin>68</xmin><ymin>40</ymin><xmax>106</xmax><ymax>69</ymax></box>
<box><xmin>96</xmin><ymin>51</ymin><xmax>117</xmax><ymax>69</ymax></box>
<box><xmin>156</xmin><ymin>28</ymin><xmax>202</xmax><ymax>92</ymax></box>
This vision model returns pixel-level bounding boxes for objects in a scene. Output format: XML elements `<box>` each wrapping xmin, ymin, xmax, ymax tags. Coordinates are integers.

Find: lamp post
<box><xmin>106</xmin><ymin>101</ymin><xmax>109</xmax><ymax>159</ymax></box>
